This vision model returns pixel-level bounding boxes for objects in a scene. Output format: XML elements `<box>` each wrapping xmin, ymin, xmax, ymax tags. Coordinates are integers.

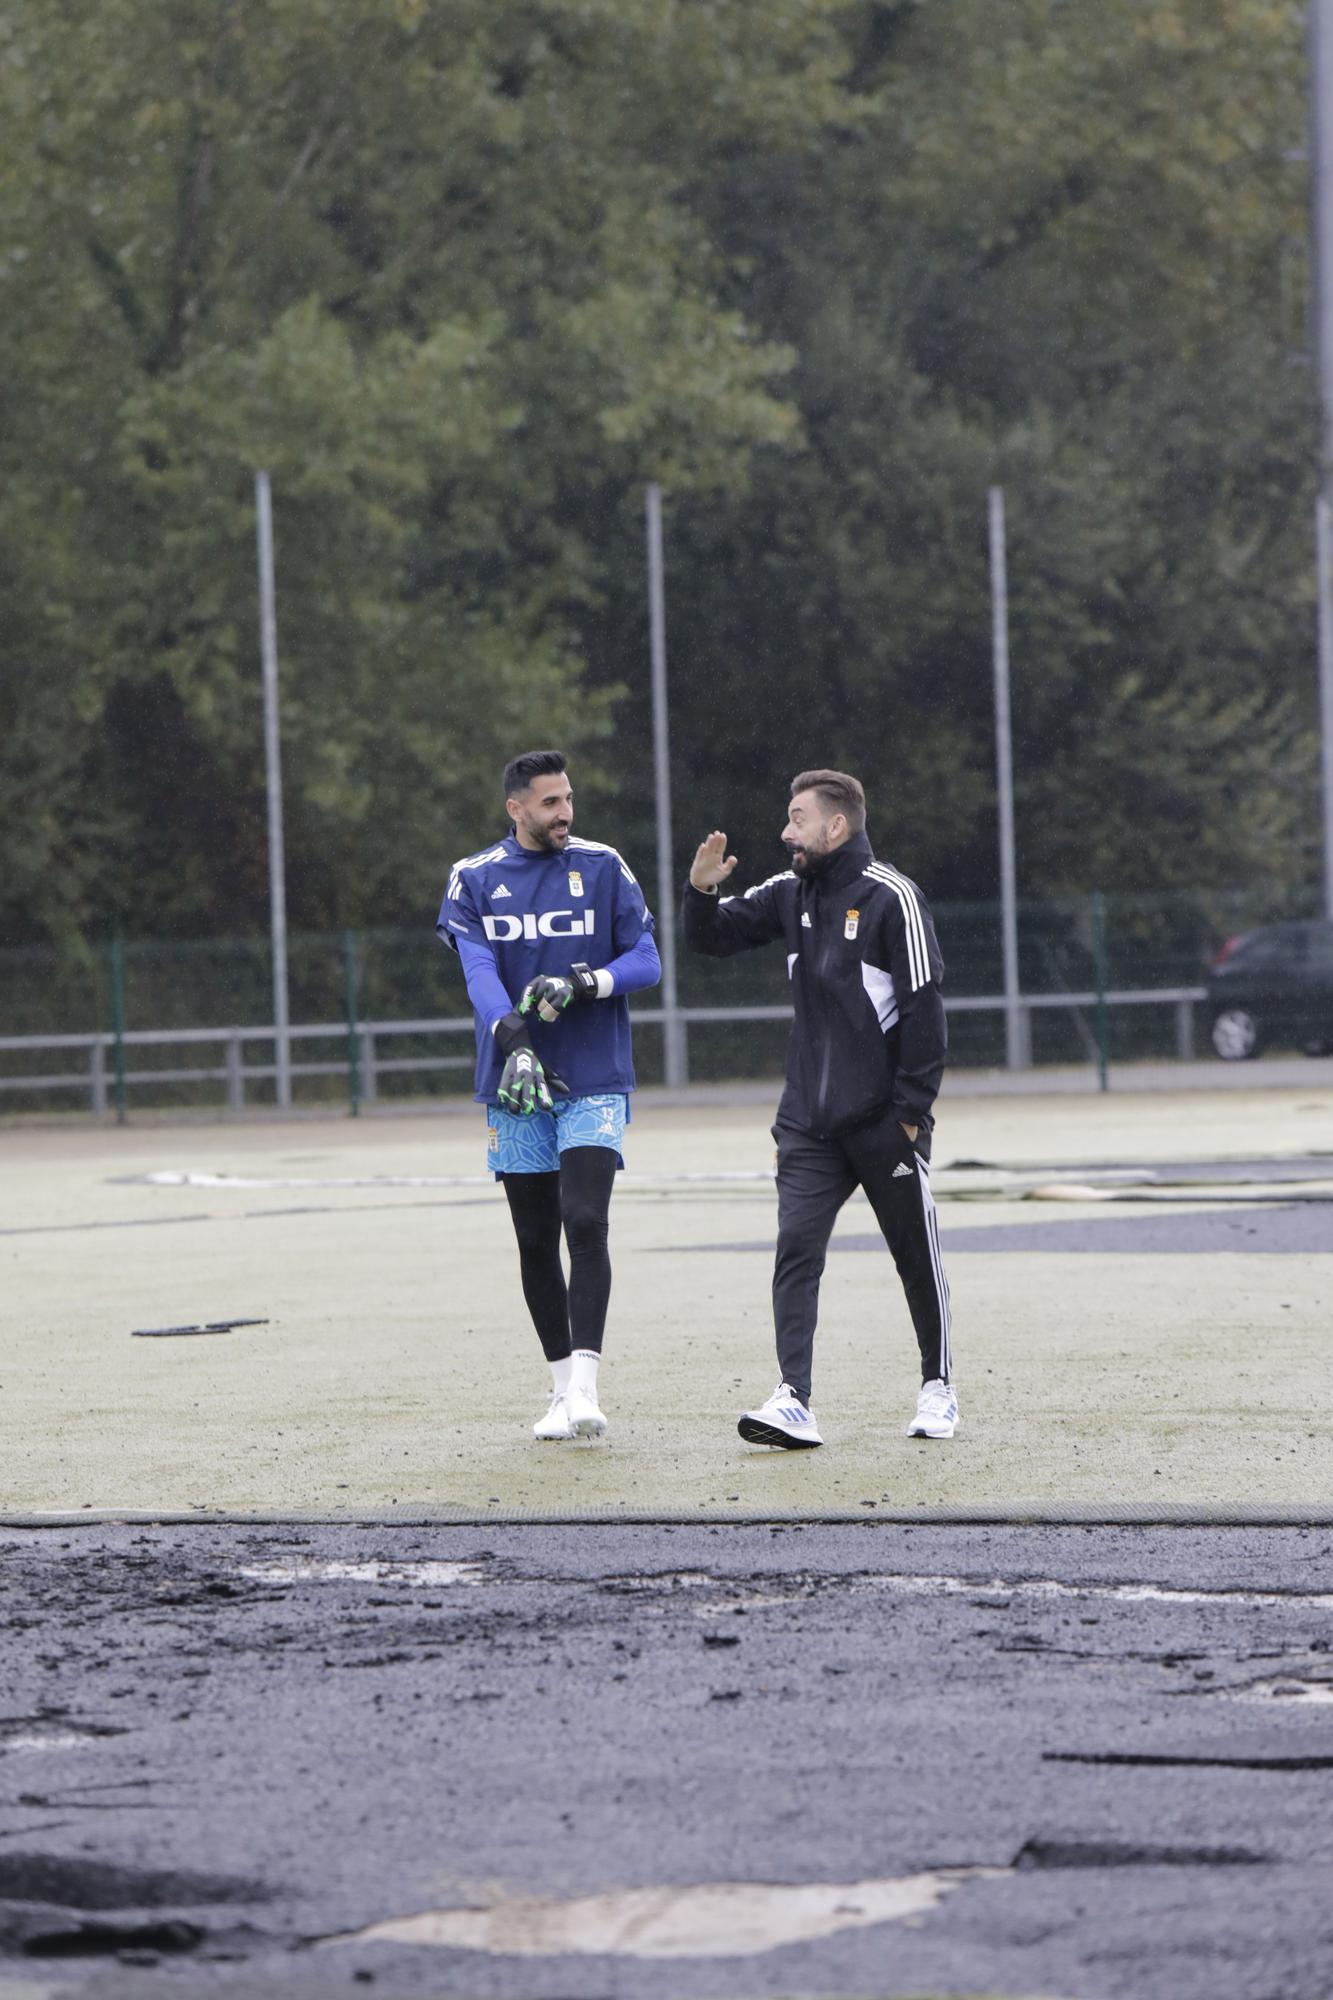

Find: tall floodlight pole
<box><xmin>988</xmin><ymin>487</ymin><xmax>1025</xmax><ymax>1067</ymax></box>
<box><xmin>646</xmin><ymin>482</ymin><xmax>687</xmax><ymax>1086</ymax></box>
<box><xmin>255</xmin><ymin>470</ymin><xmax>292</xmax><ymax>1109</ymax></box>
<box><xmin>1312</xmin><ymin>0</ymin><xmax>1333</xmax><ymax>916</ymax></box>
<box><xmin>1318</xmin><ymin>496</ymin><xmax>1333</xmax><ymax>916</ymax></box>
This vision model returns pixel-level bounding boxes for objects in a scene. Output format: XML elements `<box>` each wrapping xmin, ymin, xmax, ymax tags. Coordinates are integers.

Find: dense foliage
<box><xmin>0</xmin><ymin>0</ymin><xmax>1318</xmax><ymax>950</ymax></box>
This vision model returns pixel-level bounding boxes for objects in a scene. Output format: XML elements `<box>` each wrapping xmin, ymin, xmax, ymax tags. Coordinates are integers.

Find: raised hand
<box><xmin>690</xmin><ymin>830</ymin><xmax>739</xmax><ymax>892</ymax></box>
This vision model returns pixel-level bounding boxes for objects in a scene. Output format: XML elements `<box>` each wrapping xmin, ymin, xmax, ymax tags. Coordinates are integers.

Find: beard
<box><xmin>528</xmin><ymin>821</ymin><xmax>570</xmax><ymax>851</ymax></box>
<box><xmin>787</xmin><ymin>841</ymin><xmax>829</xmax><ymax>879</ymax></box>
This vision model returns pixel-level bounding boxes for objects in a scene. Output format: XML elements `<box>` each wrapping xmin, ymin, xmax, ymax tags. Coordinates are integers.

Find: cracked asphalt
<box><xmin>2</xmin><ymin>1522</ymin><xmax>1333</xmax><ymax>2000</ymax></box>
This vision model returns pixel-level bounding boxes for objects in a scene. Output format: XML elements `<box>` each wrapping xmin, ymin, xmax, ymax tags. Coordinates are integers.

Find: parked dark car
<box><xmin>1207</xmin><ymin>920</ymin><xmax>1333</xmax><ymax>1059</ymax></box>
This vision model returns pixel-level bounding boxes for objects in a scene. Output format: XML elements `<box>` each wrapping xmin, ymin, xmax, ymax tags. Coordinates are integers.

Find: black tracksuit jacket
<box><xmin>681</xmin><ymin>831</ymin><xmax>947</xmax><ymax>1145</ymax></box>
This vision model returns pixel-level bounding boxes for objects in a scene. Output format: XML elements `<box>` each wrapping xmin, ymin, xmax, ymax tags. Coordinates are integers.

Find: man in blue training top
<box><xmin>437</xmin><ymin>749</ymin><xmax>661</xmax><ymax>1442</ymax></box>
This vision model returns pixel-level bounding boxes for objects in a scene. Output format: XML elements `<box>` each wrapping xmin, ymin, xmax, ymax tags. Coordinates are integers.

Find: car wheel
<box><xmin>1211</xmin><ymin>1008</ymin><xmax>1261</xmax><ymax>1060</ymax></box>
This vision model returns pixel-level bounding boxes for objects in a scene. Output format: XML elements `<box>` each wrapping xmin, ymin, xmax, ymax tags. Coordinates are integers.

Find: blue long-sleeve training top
<box><xmin>437</xmin><ymin>832</ymin><xmax>661</xmax><ymax>1102</ymax></box>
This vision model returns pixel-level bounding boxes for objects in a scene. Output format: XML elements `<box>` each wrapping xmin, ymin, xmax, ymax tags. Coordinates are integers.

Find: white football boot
<box><xmin>533</xmin><ymin>1393</ymin><xmax>575</xmax><ymax>1441</ymax></box>
<box><xmin>737</xmin><ymin>1383</ymin><xmax>824</xmax><ymax>1449</ymax></box>
<box><xmin>907</xmin><ymin>1378</ymin><xmax>959</xmax><ymax>1439</ymax></box>
<box><xmin>564</xmin><ymin>1385</ymin><xmax>608</xmax><ymax>1439</ymax></box>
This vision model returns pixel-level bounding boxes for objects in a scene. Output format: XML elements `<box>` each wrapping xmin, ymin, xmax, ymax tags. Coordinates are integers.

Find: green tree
<box><xmin>0</xmin><ymin>0</ymin><xmax>1323</xmax><ymax>973</ymax></box>
<box><xmin>595</xmin><ymin>0</ymin><xmax>1319</xmax><ymax>906</ymax></box>
<box><xmin>0</xmin><ymin>0</ymin><xmax>842</xmax><ymax>945</ymax></box>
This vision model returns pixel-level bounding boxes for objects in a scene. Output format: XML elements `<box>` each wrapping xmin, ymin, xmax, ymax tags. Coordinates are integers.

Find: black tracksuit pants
<box><xmin>772</xmin><ymin>1106</ymin><xmax>952</xmax><ymax>1404</ymax></box>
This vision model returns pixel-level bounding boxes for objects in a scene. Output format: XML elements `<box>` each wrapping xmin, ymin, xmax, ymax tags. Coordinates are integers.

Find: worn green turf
<box><xmin>3</xmin><ymin>1083</ymin><xmax>1331</xmax><ymax>1518</ymax></box>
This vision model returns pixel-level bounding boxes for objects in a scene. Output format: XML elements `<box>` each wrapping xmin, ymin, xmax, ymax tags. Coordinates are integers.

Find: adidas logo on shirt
<box><xmin>800</xmin><ymin>911</ymin><xmax>812</xmax><ymax>928</ymax></box>
<box><xmin>891</xmin><ymin>1160</ymin><xmax>913</xmax><ymax>1178</ymax></box>
<box><xmin>491</xmin><ymin>883</ymin><xmax>512</xmax><ymax>898</ymax></box>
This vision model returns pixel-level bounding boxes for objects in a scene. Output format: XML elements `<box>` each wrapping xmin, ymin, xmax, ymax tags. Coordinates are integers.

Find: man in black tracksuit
<box><xmin>682</xmin><ymin>768</ymin><xmax>956</xmax><ymax>1447</ymax></box>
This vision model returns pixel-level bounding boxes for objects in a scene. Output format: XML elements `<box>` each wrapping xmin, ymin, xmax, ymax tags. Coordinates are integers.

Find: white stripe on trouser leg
<box><xmin>915</xmin><ymin>1158</ymin><xmax>951</xmax><ymax>1380</ymax></box>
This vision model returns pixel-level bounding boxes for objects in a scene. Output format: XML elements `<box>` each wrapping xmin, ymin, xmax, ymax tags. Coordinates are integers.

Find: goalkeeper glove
<box><xmin>519</xmin><ymin>962</ymin><xmax>599</xmax><ymax>1023</ymax></box>
<box><xmin>493</xmin><ymin>1011</ymin><xmax>568</xmax><ymax>1116</ymax></box>
<box><xmin>498</xmin><ymin>1045</ymin><xmax>567</xmax><ymax>1115</ymax></box>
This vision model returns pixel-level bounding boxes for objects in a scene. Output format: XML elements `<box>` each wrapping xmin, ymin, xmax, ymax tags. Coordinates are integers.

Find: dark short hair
<box><xmin>503</xmin><ymin>749</ymin><xmax>567</xmax><ymax>801</ymax></box>
<box><xmin>790</xmin><ymin>768</ymin><xmax>866</xmax><ymax>832</ymax></box>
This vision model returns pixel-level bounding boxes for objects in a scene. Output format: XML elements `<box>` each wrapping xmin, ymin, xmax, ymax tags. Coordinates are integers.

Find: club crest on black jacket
<box><xmin>682</xmin><ymin>831</ymin><xmax>946</xmax><ymax>1144</ymax></box>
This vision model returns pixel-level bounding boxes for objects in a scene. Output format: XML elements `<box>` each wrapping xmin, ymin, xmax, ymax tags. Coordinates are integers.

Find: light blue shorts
<box><xmin>486</xmin><ymin>1093</ymin><xmax>628</xmax><ymax>1177</ymax></box>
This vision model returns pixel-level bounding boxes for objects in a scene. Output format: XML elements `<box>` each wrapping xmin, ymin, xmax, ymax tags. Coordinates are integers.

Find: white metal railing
<box><xmin>0</xmin><ymin>988</ymin><xmax>1209</xmax><ymax>1113</ymax></box>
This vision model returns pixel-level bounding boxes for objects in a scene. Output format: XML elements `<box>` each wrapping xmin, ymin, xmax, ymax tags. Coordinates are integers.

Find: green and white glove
<box><xmin>499</xmin><ymin>1046</ymin><xmax>562</xmax><ymax>1115</ymax></box>
<box><xmin>494</xmin><ymin>1010</ymin><xmax>568</xmax><ymax>1116</ymax></box>
<box><xmin>519</xmin><ymin>962</ymin><xmax>599</xmax><ymax>1023</ymax></box>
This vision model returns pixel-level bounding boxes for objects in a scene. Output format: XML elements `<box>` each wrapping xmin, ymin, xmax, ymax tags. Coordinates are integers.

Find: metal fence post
<box><xmin>988</xmin><ymin>488</ymin><xmax>1025</xmax><ymax>1069</ymax></box>
<box><xmin>344</xmin><ymin>930</ymin><xmax>361</xmax><ymax>1117</ymax></box>
<box><xmin>256</xmin><ymin>469</ymin><xmax>293</xmax><ymax>1108</ymax></box>
<box><xmin>109</xmin><ymin>935</ymin><xmax>128</xmax><ymax>1124</ymax></box>
<box><xmin>1175</xmin><ymin>996</ymin><xmax>1195</xmax><ymax>1061</ymax></box>
<box><xmin>89</xmin><ymin>1040</ymin><xmax>107</xmax><ymax>1115</ymax></box>
<box><xmin>646</xmin><ymin>482</ymin><xmax>688</xmax><ymax>1086</ymax></box>
<box><xmin>359</xmin><ymin>1027</ymin><xmax>378</xmax><ymax>1106</ymax></box>
<box><xmin>226</xmin><ymin>1032</ymin><xmax>245</xmax><ymax>1111</ymax></box>
<box><xmin>1090</xmin><ymin>891</ymin><xmax>1110</xmax><ymax>1093</ymax></box>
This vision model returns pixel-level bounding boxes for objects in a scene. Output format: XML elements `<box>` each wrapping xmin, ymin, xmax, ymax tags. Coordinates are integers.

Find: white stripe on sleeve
<box><xmin>866</xmin><ymin>864</ymin><xmax>929</xmax><ymax>990</ymax></box>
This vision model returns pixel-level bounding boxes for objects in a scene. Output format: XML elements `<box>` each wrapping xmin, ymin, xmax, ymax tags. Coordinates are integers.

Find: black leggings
<box><xmin>501</xmin><ymin>1147</ymin><xmax>618</xmax><ymax>1361</ymax></box>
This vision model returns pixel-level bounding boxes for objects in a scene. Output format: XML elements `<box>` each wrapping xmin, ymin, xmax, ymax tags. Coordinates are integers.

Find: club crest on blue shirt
<box><xmin>568</xmin><ymin>870</ymin><xmax>584</xmax><ymax>897</ymax></box>
<box><xmin>844</xmin><ymin>908</ymin><xmax>860</xmax><ymax>940</ymax></box>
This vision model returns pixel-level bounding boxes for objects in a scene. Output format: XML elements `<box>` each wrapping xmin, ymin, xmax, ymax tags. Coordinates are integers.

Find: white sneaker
<box><xmin>565</xmin><ymin>1385</ymin><xmax>607</xmax><ymax>1439</ymax></box>
<box><xmin>907</xmin><ymin>1378</ymin><xmax>959</xmax><ymax>1439</ymax></box>
<box><xmin>737</xmin><ymin>1383</ymin><xmax>823</xmax><ymax>1450</ymax></box>
<box><xmin>533</xmin><ymin>1394</ymin><xmax>575</xmax><ymax>1441</ymax></box>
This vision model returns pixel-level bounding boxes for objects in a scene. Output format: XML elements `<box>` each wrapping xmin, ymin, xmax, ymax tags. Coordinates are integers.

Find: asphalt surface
<box><xmin>2</xmin><ymin>1523</ymin><xmax>1333</xmax><ymax>2000</ymax></box>
<box><xmin>692</xmin><ymin>1206</ymin><xmax>1333</xmax><ymax>1257</ymax></box>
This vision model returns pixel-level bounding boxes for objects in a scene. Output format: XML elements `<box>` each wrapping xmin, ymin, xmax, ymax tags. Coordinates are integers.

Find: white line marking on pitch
<box><xmin>1238</xmin><ymin>1678</ymin><xmax>1333</xmax><ymax>1705</ymax></box>
<box><xmin>237</xmin><ymin>1560</ymin><xmax>486</xmax><ymax>1588</ymax></box>
<box><xmin>861</xmin><ymin>1574</ymin><xmax>1333</xmax><ymax>1610</ymax></box>
<box><xmin>0</xmin><ymin>1732</ymin><xmax>94</xmax><ymax>1753</ymax></box>
<box><xmin>136</xmin><ymin>1169</ymin><xmax>775</xmax><ymax>1190</ymax></box>
<box><xmin>329</xmin><ymin>1869</ymin><xmax>1006</xmax><ymax>1958</ymax></box>
<box><xmin>601</xmin><ymin>1572</ymin><xmax>1333</xmax><ymax>1613</ymax></box>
